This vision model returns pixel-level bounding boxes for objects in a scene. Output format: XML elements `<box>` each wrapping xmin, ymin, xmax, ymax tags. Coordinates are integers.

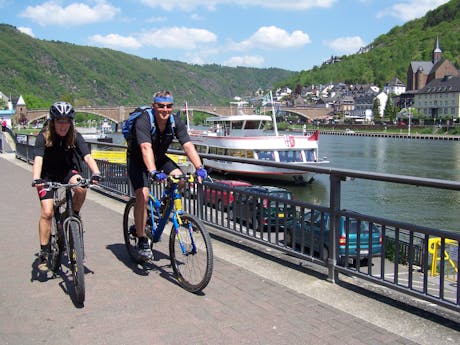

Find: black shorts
<box><xmin>36</xmin><ymin>170</ymin><xmax>80</xmax><ymax>201</ymax></box>
<box><xmin>127</xmin><ymin>156</ymin><xmax>179</xmax><ymax>191</ymax></box>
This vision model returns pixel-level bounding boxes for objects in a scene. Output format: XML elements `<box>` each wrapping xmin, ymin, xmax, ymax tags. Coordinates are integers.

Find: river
<box><xmin>107</xmin><ymin>132</ymin><xmax>460</xmax><ymax>234</ymax></box>
<box><xmin>285</xmin><ymin>134</ymin><xmax>460</xmax><ymax>234</ymax></box>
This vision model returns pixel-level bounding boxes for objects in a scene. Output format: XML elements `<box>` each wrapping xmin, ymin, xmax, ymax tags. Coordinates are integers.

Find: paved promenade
<box><xmin>0</xmin><ymin>153</ymin><xmax>459</xmax><ymax>345</ymax></box>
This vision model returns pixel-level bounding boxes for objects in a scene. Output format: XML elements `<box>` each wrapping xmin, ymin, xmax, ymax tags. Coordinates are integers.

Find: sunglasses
<box><xmin>55</xmin><ymin>119</ymin><xmax>71</xmax><ymax>125</ymax></box>
<box><xmin>155</xmin><ymin>103</ymin><xmax>173</xmax><ymax>109</ymax></box>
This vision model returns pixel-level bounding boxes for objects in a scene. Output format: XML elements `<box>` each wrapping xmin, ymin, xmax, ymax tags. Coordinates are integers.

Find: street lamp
<box><xmin>408</xmin><ymin>110</ymin><xmax>411</xmax><ymax>136</ymax></box>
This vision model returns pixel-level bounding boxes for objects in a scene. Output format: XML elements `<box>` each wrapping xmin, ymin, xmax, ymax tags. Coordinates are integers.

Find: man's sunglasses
<box><xmin>155</xmin><ymin>103</ymin><xmax>173</xmax><ymax>109</ymax></box>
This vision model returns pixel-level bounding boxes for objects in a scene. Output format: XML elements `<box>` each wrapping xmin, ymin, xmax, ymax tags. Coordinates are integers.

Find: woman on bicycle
<box><xmin>32</xmin><ymin>101</ymin><xmax>102</xmax><ymax>273</ymax></box>
<box><xmin>127</xmin><ymin>90</ymin><xmax>207</xmax><ymax>260</ymax></box>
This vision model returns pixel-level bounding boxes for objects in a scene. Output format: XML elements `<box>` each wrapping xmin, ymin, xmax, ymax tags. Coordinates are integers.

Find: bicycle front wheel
<box><xmin>169</xmin><ymin>213</ymin><xmax>213</xmax><ymax>293</ymax></box>
<box><xmin>68</xmin><ymin>220</ymin><xmax>85</xmax><ymax>305</ymax></box>
<box><xmin>48</xmin><ymin>216</ymin><xmax>61</xmax><ymax>273</ymax></box>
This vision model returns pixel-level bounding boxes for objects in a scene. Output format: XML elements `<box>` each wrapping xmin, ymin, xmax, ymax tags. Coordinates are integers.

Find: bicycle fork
<box><xmin>172</xmin><ymin>213</ymin><xmax>197</xmax><ymax>256</ymax></box>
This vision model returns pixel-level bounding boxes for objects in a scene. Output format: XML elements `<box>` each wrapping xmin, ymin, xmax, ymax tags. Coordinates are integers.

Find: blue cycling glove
<box><xmin>150</xmin><ymin>170</ymin><xmax>167</xmax><ymax>182</ymax></box>
<box><xmin>196</xmin><ymin>166</ymin><xmax>207</xmax><ymax>179</ymax></box>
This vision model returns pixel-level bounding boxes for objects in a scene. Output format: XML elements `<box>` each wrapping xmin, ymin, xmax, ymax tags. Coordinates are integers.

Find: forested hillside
<box><xmin>1</xmin><ymin>0</ymin><xmax>459</xmax><ymax>108</ymax></box>
<box><xmin>280</xmin><ymin>0</ymin><xmax>460</xmax><ymax>89</ymax></box>
<box><xmin>0</xmin><ymin>24</ymin><xmax>294</xmax><ymax>107</ymax></box>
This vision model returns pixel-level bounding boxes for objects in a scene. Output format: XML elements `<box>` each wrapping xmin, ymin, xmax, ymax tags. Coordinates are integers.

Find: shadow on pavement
<box><xmin>106</xmin><ymin>243</ymin><xmax>182</xmax><ymax>289</ymax></box>
<box><xmin>30</xmin><ymin>252</ymin><xmax>91</xmax><ymax>308</ymax></box>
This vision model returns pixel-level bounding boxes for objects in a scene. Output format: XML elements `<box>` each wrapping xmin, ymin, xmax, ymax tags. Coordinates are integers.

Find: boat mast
<box><xmin>269</xmin><ymin>90</ymin><xmax>279</xmax><ymax>136</ymax></box>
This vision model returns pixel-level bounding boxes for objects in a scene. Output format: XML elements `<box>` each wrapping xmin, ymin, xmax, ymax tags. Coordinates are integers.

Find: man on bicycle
<box><xmin>32</xmin><ymin>101</ymin><xmax>102</xmax><ymax>272</ymax></box>
<box><xmin>127</xmin><ymin>90</ymin><xmax>207</xmax><ymax>260</ymax></box>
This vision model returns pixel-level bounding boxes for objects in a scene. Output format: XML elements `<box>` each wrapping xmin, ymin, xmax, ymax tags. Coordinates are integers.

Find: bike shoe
<box><xmin>137</xmin><ymin>237</ymin><xmax>153</xmax><ymax>260</ymax></box>
<box><xmin>38</xmin><ymin>251</ymin><xmax>49</xmax><ymax>272</ymax></box>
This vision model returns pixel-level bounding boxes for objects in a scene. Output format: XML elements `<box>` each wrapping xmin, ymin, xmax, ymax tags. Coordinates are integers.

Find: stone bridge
<box><xmin>26</xmin><ymin>105</ymin><xmax>331</xmax><ymax>123</ymax></box>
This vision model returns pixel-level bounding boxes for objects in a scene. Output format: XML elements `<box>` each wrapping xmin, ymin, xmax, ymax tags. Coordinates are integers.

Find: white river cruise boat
<box><xmin>172</xmin><ymin>108</ymin><xmax>329</xmax><ymax>184</ymax></box>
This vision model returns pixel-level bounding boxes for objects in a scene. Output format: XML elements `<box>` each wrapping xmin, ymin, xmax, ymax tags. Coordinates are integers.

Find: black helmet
<box><xmin>49</xmin><ymin>101</ymin><xmax>75</xmax><ymax>120</ymax></box>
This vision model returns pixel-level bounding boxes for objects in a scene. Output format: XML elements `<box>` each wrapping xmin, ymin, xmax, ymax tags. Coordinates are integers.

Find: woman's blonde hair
<box><xmin>43</xmin><ymin>118</ymin><xmax>76</xmax><ymax>148</ymax></box>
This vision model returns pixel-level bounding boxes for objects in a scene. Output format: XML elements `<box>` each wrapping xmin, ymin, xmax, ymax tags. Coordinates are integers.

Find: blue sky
<box><xmin>0</xmin><ymin>0</ymin><xmax>450</xmax><ymax>71</ymax></box>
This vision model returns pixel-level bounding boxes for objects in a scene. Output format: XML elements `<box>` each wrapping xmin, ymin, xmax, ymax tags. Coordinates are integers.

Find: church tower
<box><xmin>15</xmin><ymin>95</ymin><xmax>28</xmax><ymax>126</ymax></box>
<box><xmin>432</xmin><ymin>35</ymin><xmax>442</xmax><ymax>64</ymax></box>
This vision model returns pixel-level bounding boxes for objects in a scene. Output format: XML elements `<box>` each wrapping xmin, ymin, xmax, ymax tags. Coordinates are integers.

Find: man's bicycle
<box><xmin>123</xmin><ymin>174</ymin><xmax>213</xmax><ymax>293</ymax></box>
<box><xmin>33</xmin><ymin>178</ymin><xmax>92</xmax><ymax>305</ymax></box>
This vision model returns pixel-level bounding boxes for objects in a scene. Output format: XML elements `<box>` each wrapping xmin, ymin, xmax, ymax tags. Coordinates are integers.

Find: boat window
<box><xmin>246</xmin><ymin>151</ymin><xmax>255</xmax><ymax>159</ymax></box>
<box><xmin>231</xmin><ymin>121</ymin><xmax>243</xmax><ymax>130</ymax></box>
<box><xmin>278</xmin><ymin>150</ymin><xmax>303</xmax><ymax>163</ymax></box>
<box><xmin>304</xmin><ymin>149</ymin><xmax>317</xmax><ymax>162</ymax></box>
<box><xmin>216</xmin><ymin>148</ymin><xmax>226</xmax><ymax>155</ymax></box>
<box><xmin>227</xmin><ymin>149</ymin><xmax>246</xmax><ymax>157</ymax></box>
<box><xmin>170</xmin><ymin>141</ymin><xmax>182</xmax><ymax>150</ymax></box>
<box><xmin>255</xmin><ymin>150</ymin><xmax>275</xmax><ymax>161</ymax></box>
<box><xmin>195</xmin><ymin>144</ymin><xmax>207</xmax><ymax>154</ymax></box>
<box><xmin>245</xmin><ymin>121</ymin><xmax>260</xmax><ymax>129</ymax></box>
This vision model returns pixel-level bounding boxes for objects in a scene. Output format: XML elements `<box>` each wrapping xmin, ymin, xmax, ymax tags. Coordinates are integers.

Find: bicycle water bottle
<box><xmin>174</xmin><ymin>197</ymin><xmax>182</xmax><ymax>212</ymax></box>
<box><xmin>173</xmin><ymin>189</ymin><xmax>183</xmax><ymax>213</ymax></box>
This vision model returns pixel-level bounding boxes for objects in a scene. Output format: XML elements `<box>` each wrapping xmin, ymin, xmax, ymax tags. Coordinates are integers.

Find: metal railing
<box><xmin>15</xmin><ymin>136</ymin><xmax>460</xmax><ymax>312</ymax></box>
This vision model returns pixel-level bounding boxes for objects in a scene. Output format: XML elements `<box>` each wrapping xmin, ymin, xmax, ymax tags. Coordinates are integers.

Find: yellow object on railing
<box><xmin>91</xmin><ymin>150</ymin><xmax>188</xmax><ymax>165</ymax></box>
<box><xmin>91</xmin><ymin>150</ymin><xmax>127</xmax><ymax>164</ymax></box>
<box><xmin>428</xmin><ymin>237</ymin><xmax>458</xmax><ymax>280</ymax></box>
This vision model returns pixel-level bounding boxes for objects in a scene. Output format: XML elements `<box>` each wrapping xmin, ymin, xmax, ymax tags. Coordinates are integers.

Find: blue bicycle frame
<box><xmin>146</xmin><ymin>175</ymin><xmax>197</xmax><ymax>255</ymax></box>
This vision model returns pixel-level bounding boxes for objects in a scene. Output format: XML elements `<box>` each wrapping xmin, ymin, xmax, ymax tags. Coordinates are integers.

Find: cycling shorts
<box><xmin>127</xmin><ymin>156</ymin><xmax>179</xmax><ymax>191</ymax></box>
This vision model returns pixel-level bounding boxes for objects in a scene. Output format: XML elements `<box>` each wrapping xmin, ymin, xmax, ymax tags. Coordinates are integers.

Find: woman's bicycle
<box><xmin>123</xmin><ymin>174</ymin><xmax>213</xmax><ymax>293</ymax></box>
<box><xmin>32</xmin><ymin>178</ymin><xmax>92</xmax><ymax>305</ymax></box>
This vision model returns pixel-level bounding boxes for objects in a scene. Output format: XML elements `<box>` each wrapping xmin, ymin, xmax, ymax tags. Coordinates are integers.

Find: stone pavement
<box><xmin>0</xmin><ymin>153</ymin><xmax>459</xmax><ymax>345</ymax></box>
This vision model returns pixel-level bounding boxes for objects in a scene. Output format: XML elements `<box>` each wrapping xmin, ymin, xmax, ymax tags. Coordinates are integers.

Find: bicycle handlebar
<box><xmin>31</xmin><ymin>178</ymin><xmax>93</xmax><ymax>189</ymax></box>
<box><xmin>167</xmin><ymin>173</ymin><xmax>195</xmax><ymax>184</ymax></box>
<box><xmin>149</xmin><ymin>173</ymin><xmax>196</xmax><ymax>184</ymax></box>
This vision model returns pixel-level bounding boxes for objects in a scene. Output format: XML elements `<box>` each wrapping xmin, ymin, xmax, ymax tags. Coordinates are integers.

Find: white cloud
<box><xmin>223</xmin><ymin>55</ymin><xmax>265</xmax><ymax>68</ymax></box>
<box><xmin>377</xmin><ymin>0</ymin><xmax>449</xmax><ymax>21</ymax></box>
<box><xmin>18</xmin><ymin>26</ymin><xmax>35</xmax><ymax>37</ymax></box>
<box><xmin>140</xmin><ymin>0</ymin><xmax>335</xmax><ymax>11</ymax></box>
<box><xmin>139</xmin><ymin>27</ymin><xmax>217</xmax><ymax>49</ymax></box>
<box><xmin>184</xmin><ymin>47</ymin><xmax>220</xmax><ymax>65</ymax></box>
<box><xmin>189</xmin><ymin>13</ymin><xmax>204</xmax><ymax>21</ymax></box>
<box><xmin>230</xmin><ymin>26</ymin><xmax>311</xmax><ymax>51</ymax></box>
<box><xmin>146</xmin><ymin>16</ymin><xmax>167</xmax><ymax>23</ymax></box>
<box><xmin>88</xmin><ymin>34</ymin><xmax>142</xmax><ymax>49</ymax></box>
<box><xmin>20</xmin><ymin>0</ymin><xmax>120</xmax><ymax>26</ymax></box>
<box><xmin>324</xmin><ymin>36</ymin><xmax>365</xmax><ymax>55</ymax></box>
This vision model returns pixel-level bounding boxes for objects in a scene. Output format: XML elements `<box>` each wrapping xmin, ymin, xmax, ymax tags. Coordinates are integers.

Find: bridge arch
<box><xmin>25</xmin><ymin>104</ymin><xmax>330</xmax><ymax>124</ymax></box>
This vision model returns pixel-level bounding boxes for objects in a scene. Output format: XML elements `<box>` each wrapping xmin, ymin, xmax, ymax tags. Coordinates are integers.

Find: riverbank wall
<box><xmin>319</xmin><ymin>130</ymin><xmax>460</xmax><ymax>141</ymax></box>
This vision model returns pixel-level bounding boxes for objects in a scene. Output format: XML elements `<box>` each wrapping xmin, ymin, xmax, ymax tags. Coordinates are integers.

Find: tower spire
<box><xmin>432</xmin><ymin>35</ymin><xmax>442</xmax><ymax>64</ymax></box>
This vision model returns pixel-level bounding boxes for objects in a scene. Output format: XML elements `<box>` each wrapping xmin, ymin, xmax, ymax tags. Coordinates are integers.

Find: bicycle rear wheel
<box><xmin>68</xmin><ymin>220</ymin><xmax>85</xmax><ymax>305</ymax></box>
<box><xmin>122</xmin><ymin>197</ymin><xmax>146</xmax><ymax>264</ymax></box>
<box><xmin>169</xmin><ymin>213</ymin><xmax>213</xmax><ymax>293</ymax></box>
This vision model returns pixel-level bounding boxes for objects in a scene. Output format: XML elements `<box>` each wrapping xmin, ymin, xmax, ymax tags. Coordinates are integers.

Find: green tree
<box><xmin>384</xmin><ymin>97</ymin><xmax>393</xmax><ymax>118</ymax></box>
<box><xmin>373</xmin><ymin>98</ymin><xmax>381</xmax><ymax>118</ymax></box>
<box><xmin>23</xmin><ymin>94</ymin><xmax>50</xmax><ymax>109</ymax></box>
